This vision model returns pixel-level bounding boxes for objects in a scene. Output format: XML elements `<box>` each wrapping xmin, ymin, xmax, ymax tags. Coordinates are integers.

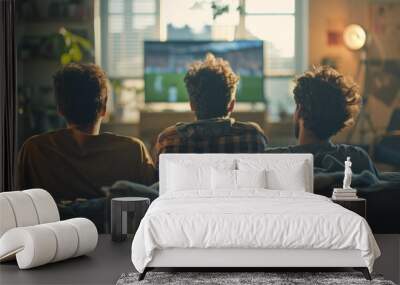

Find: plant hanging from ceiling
<box><xmin>193</xmin><ymin>1</ymin><xmax>244</xmax><ymax>20</ymax></box>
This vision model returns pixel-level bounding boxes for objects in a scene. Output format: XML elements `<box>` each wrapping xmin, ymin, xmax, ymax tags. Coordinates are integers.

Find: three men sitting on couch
<box><xmin>17</xmin><ymin>56</ymin><xmax>380</xmax><ymax>231</ymax></box>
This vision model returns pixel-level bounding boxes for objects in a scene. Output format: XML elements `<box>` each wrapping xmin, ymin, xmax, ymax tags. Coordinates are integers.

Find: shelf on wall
<box><xmin>18</xmin><ymin>18</ymin><xmax>92</xmax><ymax>25</ymax></box>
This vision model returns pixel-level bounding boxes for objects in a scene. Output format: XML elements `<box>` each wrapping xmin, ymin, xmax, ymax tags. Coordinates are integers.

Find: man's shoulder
<box><xmin>266</xmin><ymin>143</ymin><xmax>370</xmax><ymax>156</ymax></box>
<box><xmin>232</xmin><ymin>120</ymin><xmax>265</xmax><ymax>135</ymax></box>
<box><xmin>156</xmin><ymin>120</ymin><xmax>266</xmax><ymax>143</ymax></box>
<box><xmin>21</xmin><ymin>130</ymin><xmax>64</xmax><ymax>149</ymax></box>
<box><xmin>20</xmin><ymin>130</ymin><xmax>145</xmax><ymax>149</ymax></box>
<box><xmin>265</xmin><ymin>146</ymin><xmax>293</xmax><ymax>153</ymax></box>
<box><xmin>102</xmin><ymin>132</ymin><xmax>146</xmax><ymax>149</ymax></box>
<box><xmin>157</xmin><ymin>124</ymin><xmax>180</xmax><ymax>141</ymax></box>
<box><xmin>334</xmin><ymin>143</ymin><xmax>371</xmax><ymax>159</ymax></box>
<box><xmin>233</xmin><ymin>120</ymin><xmax>263</xmax><ymax>131</ymax></box>
<box><xmin>326</xmin><ymin>143</ymin><xmax>376</xmax><ymax>173</ymax></box>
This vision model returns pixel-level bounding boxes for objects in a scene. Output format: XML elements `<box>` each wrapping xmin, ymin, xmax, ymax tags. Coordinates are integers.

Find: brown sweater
<box><xmin>17</xmin><ymin>129</ymin><xmax>156</xmax><ymax>202</ymax></box>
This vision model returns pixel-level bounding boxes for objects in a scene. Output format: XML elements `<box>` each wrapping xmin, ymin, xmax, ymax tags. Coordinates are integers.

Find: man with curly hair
<box><xmin>154</xmin><ymin>53</ymin><xmax>268</xmax><ymax>164</ymax></box>
<box><xmin>267</xmin><ymin>66</ymin><xmax>376</xmax><ymax>174</ymax></box>
<box><xmin>104</xmin><ymin>54</ymin><xmax>268</xmax><ymax>209</ymax></box>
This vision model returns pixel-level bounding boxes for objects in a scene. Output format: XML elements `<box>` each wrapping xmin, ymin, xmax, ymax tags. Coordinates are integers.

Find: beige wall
<box><xmin>309</xmin><ymin>0</ymin><xmax>370</xmax><ymax>78</ymax></box>
<box><xmin>309</xmin><ymin>0</ymin><xmax>400</xmax><ymax>144</ymax></box>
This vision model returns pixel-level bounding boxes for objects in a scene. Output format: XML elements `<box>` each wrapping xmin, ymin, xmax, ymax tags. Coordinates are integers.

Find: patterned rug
<box><xmin>117</xmin><ymin>271</ymin><xmax>396</xmax><ymax>285</ymax></box>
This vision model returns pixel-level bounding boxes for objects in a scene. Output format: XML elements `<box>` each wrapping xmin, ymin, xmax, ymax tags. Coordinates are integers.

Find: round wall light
<box><xmin>343</xmin><ymin>24</ymin><xmax>367</xmax><ymax>50</ymax></box>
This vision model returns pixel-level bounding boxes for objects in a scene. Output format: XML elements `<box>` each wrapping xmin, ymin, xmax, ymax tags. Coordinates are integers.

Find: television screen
<box><xmin>144</xmin><ymin>41</ymin><xmax>264</xmax><ymax>103</ymax></box>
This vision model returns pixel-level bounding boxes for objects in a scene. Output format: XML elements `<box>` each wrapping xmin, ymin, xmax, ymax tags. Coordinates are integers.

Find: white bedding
<box><xmin>131</xmin><ymin>190</ymin><xmax>380</xmax><ymax>273</ymax></box>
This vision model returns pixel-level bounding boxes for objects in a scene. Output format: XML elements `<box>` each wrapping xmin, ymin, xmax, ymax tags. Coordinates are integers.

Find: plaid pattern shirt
<box><xmin>154</xmin><ymin>118</ymin><xmax>268</xmax><ymax>166</ymax></box>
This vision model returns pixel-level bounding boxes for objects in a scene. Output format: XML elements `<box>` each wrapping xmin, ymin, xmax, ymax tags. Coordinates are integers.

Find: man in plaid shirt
<box><xmin>154</xmin><ymin>53</ymin><xmax>268</xmax><ymax>165</ymax></box>
<box><xmin>107</xmin><ymin>53</ymin><xmax>268</xmax><ymax>200</ymax></box>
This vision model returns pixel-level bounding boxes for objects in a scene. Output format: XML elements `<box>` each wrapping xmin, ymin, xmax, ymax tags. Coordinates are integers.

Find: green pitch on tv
<box><xmin>144</xmin><ymin>41</ymin><xmax>264</xmax><ymax>103</ymax></box>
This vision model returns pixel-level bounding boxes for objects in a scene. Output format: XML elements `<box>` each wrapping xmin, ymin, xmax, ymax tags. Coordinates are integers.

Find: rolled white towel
<box><xmin>0</xmin><ymin>218</ymin><xmax>98</xmax><ymax>269</ymax></box>
<box><xmin>0</xmin><ymin>225</ymin><xmax>57</xmax><ymax>268</ymax></box>
<box><xmin>65</xmin><ymin>218</ymin><xmax>98</xmax><ymax>257</ymax></box>
<box><xmin>23</xmin><ymin>189</ymin><xmax>59</xmax><ymax>224</ymax></box>
<box><xmin>0</xmin><ymin>196</ymin><xmax>17</xmax><ymax>237</ymax></box>
<box><xmin>42</xmin><ymin>221</ymin><xmax>79</xmax><ymax>262</ymax></box>
<box><xmin>0</xmin><ymin>191</ymin><xmax>39</xmax><ymax>227</ymax></box>
<box><xmin>0</xmin><ymin>189</ymin><xmax>59</xmax><ymax>239</ymax></box>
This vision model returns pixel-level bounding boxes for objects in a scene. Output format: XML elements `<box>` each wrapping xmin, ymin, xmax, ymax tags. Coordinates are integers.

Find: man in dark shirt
<box><xmin>17</xmin><ymin>63</ymin><xmax>157</xmax><ymax>202</ymax></box>
<box><xmin>154</xmin><ymin>53</ymin><xmax>268</xmax><ymax>165</ymax></box>
<box><xmin>265</xmin><ymin>67</ymin><xmax>400</xmax><ymax>235</ymax></box>
<box><xmin>266</xmin><ymin>66</ymin><xmax>377</xmax><ymax>175</ymax></box>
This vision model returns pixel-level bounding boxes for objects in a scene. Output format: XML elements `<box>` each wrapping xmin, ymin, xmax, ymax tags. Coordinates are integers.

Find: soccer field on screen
<box><xmin>145</xmin><ymin>73</ymin><xmax>264</xmax><ymax>103</ymax></box>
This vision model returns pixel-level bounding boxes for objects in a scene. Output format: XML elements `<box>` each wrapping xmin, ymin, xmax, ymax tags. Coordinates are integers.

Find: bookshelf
<box><xmin>16</xmin><ymin>0</ymin><xmax>95</xmax><ymax>146</ymax></box>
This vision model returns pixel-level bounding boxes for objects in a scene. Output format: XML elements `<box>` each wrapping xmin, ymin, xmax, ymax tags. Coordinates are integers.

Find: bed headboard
<box><xmin>159</xmin><ymin>153</ymin><xmax>314</xmax><ymax>195</ymax></box>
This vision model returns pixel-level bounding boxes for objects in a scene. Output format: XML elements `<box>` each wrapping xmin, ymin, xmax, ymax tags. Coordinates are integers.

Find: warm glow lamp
<box><xmin>343</xmin><ymin>24</ymin><xmax>367</xmax><ymax>50</ymax></box>
<box><xmin>343</xmin><ymin>24</ymin><xmax>377</xmax><ymax>144</ymax></box>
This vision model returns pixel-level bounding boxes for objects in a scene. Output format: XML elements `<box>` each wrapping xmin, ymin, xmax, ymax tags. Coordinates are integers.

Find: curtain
<box><xmin>0</xmin><ymin>0</ymin><xmax>17</xmax><ymax>192</ymax></box>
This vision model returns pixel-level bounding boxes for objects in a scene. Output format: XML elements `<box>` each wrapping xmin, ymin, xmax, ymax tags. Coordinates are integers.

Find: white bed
<box><xmin>131</xmin><ymin>154</ymin><xmax>380</xmax><ymax>280</ymax></box>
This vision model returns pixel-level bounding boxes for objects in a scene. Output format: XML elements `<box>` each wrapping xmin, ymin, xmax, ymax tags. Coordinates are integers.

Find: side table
<box><xmin>111</xmin><ymin>197</ymin><xmax>150</xmax><ymax>242</ymax></box>
<box><xmin>331</xmin><ymin>197</ymin><xmax>367</xmax><ymax>218</ymax></box>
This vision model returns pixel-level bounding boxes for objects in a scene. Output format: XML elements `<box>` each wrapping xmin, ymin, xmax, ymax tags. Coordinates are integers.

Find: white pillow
<box><xmin>211</xmin><ymin>169</ymin><xmax>268</xmax><ymax>190</ymax></box>
<box><xmin>237</xmin><ymin>169</ymin><xmax>267</xmax><ymax>189</ymax></box>
<box><xmin>211</xmin><ymin>168</ymin><xmax>236</xmax><ymax>190</ymax></box>
<box><xmin>166</xmin><ymin>160</ymin><xmax>235</xmax><ymax>192</ymax></box>
<box><xmin>267</xmin><ymin>165</ymin><xmax>307</xmax><ymax>191</ymax></box>
<box><xmin>167</xmin><ymin>163</ymin><xmax>210</xmax><ymax>191</ymax></box>
<box><xmin>237</xmin><ymin>159</ymin><xmax>307</xmax><ymax>191</ymax></box>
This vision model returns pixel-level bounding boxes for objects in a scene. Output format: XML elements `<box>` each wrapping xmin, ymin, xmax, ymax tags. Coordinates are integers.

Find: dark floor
<box><xmin>1</xmin><ymin>234</ymin><xmax>398</xmax><ymax>285</ymax></box>
<box><xmin>0</xmin><ymin>235</ymin><xmax>133</xmax><ymax>285</ymax></box>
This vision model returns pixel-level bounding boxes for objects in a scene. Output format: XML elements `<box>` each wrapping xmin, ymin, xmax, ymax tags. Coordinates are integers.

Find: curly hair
<box><xmin>293</xmin><ymin>66</ymin><xmax>361</xmax><ymax>140</ymax></box>
<box><xmin>184</xmin><ymin>53</ymin><xmax>239</xmax><ymax>119</ymax></box>
<box><xmin>53</xmin><ymin>63</ymin><xmax>108</xmax><ymax>126</ymax></box>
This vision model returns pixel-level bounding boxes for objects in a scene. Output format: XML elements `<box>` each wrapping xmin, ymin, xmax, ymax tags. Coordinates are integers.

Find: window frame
<box><xmin>97</xmin><ymin>0</ymin><xmax>308</xmax><ymax>79</ymax></box>
<box><xmin>241</xmin><ymin>0</ymin><xmax>308</xmax><ymax>77</ymax></box>
<box><xmin>98</xmin><ymin>0</ymin><xmax>161</xmax><ymax>80</ymax></box>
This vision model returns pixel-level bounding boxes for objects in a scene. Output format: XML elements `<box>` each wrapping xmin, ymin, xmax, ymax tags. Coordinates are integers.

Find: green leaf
<box><xmin>69</xmin><ymin>44</ymin><xmax>83</xmax><ymax>62</ymax></box>
<box><xmin>61</xmin><ymin>53</ymin><xmax>71</xmax><ymax>65</ymax></box>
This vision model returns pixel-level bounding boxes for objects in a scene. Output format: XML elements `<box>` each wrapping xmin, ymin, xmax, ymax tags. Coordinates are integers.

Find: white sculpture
<box><xmin>343</xmin><ymin>157</ymin><xmax>353</xmax><ymax>190</ymax></box>
<box><xmin>0</xmin><ymin>189</ymin><xmax>98</xmax><ymax>269</ymax></box>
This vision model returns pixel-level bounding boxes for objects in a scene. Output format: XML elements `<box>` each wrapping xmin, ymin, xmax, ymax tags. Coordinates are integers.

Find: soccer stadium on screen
<box><xmin>144</xmin><ymin>41</ymin><xmax>264</xmax><ymax>103</ymax></box>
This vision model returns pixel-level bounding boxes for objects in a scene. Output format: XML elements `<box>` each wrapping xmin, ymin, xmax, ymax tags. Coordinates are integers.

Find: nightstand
<box><xmin>111</xmin><ymin>197</ymin><xmax>150</xmax><ymax>242</ymax></box>
<box><xmin>331</xmin><ymin>197</ymin><xmax>366</xmax><ymax>218</ymax></box>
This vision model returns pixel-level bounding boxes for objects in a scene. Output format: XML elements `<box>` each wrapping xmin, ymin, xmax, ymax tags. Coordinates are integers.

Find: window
<box><xmin>101</xmin><ymin>0</ymin><xmax>159</xmax><ymax>78</ymax></box>
<box><xmin>161</xmin><ymin>0</ymin><xmax>239</xmax><ymax>41</ymax></box>
<box><xmin>99</xmin><ymin>0</ymin><xmax>308</xmax><ymax>121</ymax></box>
<box><xmin>244</xmin><ymin>0</ymin><xmax>296</xmax><ymax>75</ymax></box>
<box><xmin>161</xmin><ymin>0</ymin><xmax>306</xmax><ymax>76</ymax></box>
<box><xmin>160</xmin><ymin>0</ymin><xmax>307</xmax><ymax>121</ymax></box>
<box><xmin>243</xmin><ymin>0</ymin><xmax>308</xmax><ymax>121</ymax></box>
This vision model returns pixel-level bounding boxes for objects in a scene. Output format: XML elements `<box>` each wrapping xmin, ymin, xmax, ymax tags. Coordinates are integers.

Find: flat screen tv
<box><xmin>144</xmin><ymin>41</ymin><xmax>264</xmax><ymax>103</ymax></box>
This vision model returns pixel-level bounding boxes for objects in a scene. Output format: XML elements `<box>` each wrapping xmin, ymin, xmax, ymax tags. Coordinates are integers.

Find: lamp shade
<box><xmin>343</xmin><ymin>24</ymin><xmax>367</xmax><ymax>50</ymax></box>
